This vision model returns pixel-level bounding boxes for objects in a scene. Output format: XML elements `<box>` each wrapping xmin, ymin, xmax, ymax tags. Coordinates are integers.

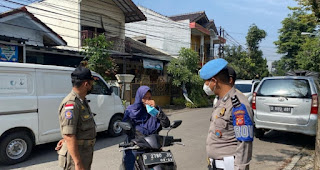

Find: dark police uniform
<box><xmin>57</xmin><ymin>67</ymin><xmax>96</xmax><ymax>170</ymax></box>
<box><xmin>200</xmin><ymin>59</ymin><xmax>253</xmax><ymax>170</ymax></box>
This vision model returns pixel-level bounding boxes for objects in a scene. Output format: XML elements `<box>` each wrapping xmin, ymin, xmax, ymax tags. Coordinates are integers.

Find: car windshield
<box><xmin>235</xmin><ymin>84</ymin><xmax>252</xmax><ymax>93</ymax></box>
<box><xmin>257</xmin><ymin>79</ymin><xmax>311</xmax><ymax>98</ymax></box>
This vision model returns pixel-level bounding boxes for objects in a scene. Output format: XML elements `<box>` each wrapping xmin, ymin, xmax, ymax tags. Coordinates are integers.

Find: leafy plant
<box><xmin>82</xmin><ymin>34</ymin><xmax>118</xmax><ymax>80</ymax></box>
<box><xmin>172</xmin><ymin>97</ymin><xmax>185</xmax><ymax>106</ymax></box>
<box><xmin>168</xmin><ymin>48</ymin><xmax>208</xmax><ymax>108</ymax></box>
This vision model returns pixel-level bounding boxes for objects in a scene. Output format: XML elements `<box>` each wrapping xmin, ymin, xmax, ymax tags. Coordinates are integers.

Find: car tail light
<box><xmin>252</xmin><ymin>92</ymin><xmax>256</xmax><ymax>110</ymax></box>
<box><xmin>311</xmin><ymin>94</ymin><xmax>318</xmax><ymax>114</ymax></box>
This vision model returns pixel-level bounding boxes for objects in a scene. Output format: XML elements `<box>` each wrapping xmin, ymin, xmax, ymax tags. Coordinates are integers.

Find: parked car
<box><xmin>252</xmin><ymin>76</ymin><xmax>319</xmax><ymax>138</ymax></box>
<box><xmin>0</xmin><ymin>62</ymin><xmax>125</xmax><ymax>164</ymax></box>
<box><xmin>213</xmin><ymin>79</ymin><xmax>260</xmax><ymax>105</ymax></box>
<box><xmin>235</xmin><ymin>80</ymin><xmax>260</xmax><ymax>103</ymax></box>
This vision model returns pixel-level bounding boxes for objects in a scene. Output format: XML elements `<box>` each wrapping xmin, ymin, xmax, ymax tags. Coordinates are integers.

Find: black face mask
<box><xmin>86</xmin><ymin>82</ymin><xmax>93</xmax><ymax>95</ymax></box>
<box><xmin>87</xmin><ymin>89</ymin><xmax>92</xmax><ymax>95</ymax></box>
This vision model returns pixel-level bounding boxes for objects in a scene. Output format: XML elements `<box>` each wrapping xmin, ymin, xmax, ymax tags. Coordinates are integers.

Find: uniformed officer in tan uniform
<box><xmin>57</xmin><ymin>66</ymin><xmax>96</xmax><ymax>170</ymax></box>
<box><xmin>200</xmin><ymin>59</ymin><xmax>253</xmax><ymax>170</ymax></box>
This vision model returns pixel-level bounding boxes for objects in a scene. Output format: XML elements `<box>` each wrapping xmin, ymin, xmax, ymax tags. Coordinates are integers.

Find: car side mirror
<box><xmin>170</xmin><ymin>120</ymin><xmax>182</xmax><ymax>129</ymax></box>
<box><xmin>106</xmin><ymin>88</ymin><xmax>113</xmax><ymax>95</ymax></box>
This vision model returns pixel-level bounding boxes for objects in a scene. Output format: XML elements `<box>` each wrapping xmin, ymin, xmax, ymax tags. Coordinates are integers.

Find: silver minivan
<box><xmin>253</xmin><ymin>76</ymin><xmax>319</xmax><ymax>137</ymax></box>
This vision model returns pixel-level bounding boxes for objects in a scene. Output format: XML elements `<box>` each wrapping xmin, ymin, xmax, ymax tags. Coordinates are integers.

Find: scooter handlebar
<box><xmin>173</xmin><ymin>138</ymin><xmax>182</xmax><ymax>143</ymax></box>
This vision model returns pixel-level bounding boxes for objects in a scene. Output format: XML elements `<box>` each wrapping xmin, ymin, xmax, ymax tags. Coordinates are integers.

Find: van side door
<box><xmin>36</xmin><ymin>69</ymin><xmax>71</xmax><ymax>143</ymax></box>
<box><xmin>86</xmin><ymin>75</ymin><xmax>115</xmax><ymax>132</ymax></box>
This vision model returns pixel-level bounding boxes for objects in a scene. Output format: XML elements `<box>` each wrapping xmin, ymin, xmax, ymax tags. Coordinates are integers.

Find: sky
<box><xmin>132</xmin><ymin>0</ymin><xmax>299</xmax><ymax>68</ymax></box>
<box><xmin>0</xmin><ymin>0</ymin><xmax>299</xmax><ymax>68</ymax></box>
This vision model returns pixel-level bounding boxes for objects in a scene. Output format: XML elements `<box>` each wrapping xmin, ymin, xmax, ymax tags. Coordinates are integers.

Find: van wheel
<box><xmin>108</xmin><ymin>115</ymin><xmax>123</xmax><ymax>137</ymax></box>
<box><xmin>0</xmin><ymin>132</ymin><xmax>33</xmax><ymax>165</ymax></box>
<box><xmin>255</xmin><ymin>128</ymin><xmax>265</xmax><ymax>138</ymax></box>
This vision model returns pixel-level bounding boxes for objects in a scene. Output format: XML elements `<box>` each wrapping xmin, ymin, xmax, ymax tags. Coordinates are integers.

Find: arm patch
<box><xmin>232</xmin><ymin>103</ymin><xmax>253</xmax><ymax>141</ymax></box>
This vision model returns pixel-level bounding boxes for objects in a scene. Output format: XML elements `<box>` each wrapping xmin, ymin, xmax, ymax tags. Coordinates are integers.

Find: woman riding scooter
<box><xmin>122</xmin><ymin>86</ymin><xmax>170</xmax><ymax>170</ymax></box>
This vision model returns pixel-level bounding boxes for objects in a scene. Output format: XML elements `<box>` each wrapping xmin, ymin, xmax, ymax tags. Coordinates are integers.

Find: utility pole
<box><xmin>219</xmin><ymin>27</ymin><xmax>222</xmax><ymax>58</ymax></box>
<box><xmin>222</xmin><ymin>28</ymin><xmax>225</xmax><ymax>58</ymax></box>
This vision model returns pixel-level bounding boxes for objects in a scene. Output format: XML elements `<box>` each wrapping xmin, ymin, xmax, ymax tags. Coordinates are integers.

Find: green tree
<box><xmin>224</xmin><ymin>45</ymin><xmax>255</xmax><ymax>79</ymax></box>
<box><xmin>246</xmin><ymin>24</ymin><xmax>269</xmax><ymax>79</ymax></box>
<box><xmin>273</xmin><ymin>7</ymin><xmax>317</xmax><ymax>75</ymax></box>
<box><xmin>296</xmin><ymin>37</ymin><xmax>320</xmax><ymax>72</ymax></box>
<box><xmin>167</xmin><ymin>48</ymin><xmax>206</xmax><ymax>107</ymax></box>
<box><xmin>295</xmin><ymin>0</ymin><xmax>320</xmax><ymax>20</ymax></box>
<box><xmin>225</xmin><ymin>24</ymin><xmax>269</xmax><ymax>79</ymax></box>
<box><xmin>82</xmin><ymin>34</ymin><xmax>117</xmax><ymax>80</ymax></box>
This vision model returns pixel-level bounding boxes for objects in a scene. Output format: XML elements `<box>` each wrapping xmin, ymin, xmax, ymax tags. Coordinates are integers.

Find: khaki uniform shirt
<box><xmin>58</xmin><ymin>90</ymin><xmax>96</xmax><ymax>140</ymax></box>
<box><xmin>206</xmin><ymin>87</ymin><xmax>253</xmax><ymax>170</ymax></box>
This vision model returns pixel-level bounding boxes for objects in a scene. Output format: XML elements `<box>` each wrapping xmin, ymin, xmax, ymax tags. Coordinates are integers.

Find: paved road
<box><xmin>0</xmin><ymin>108</ymin><xmax>315</xmax><ymax>170</ymax></box>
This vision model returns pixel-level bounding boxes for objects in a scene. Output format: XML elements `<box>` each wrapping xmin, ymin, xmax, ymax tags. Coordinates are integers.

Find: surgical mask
<box><xmin>203</xmin><ymin>80</ymin><xmax>216</xmax><ymax>96</ymax></box>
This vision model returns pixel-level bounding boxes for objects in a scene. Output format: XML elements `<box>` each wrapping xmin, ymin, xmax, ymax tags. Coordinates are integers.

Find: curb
<box><xmin>282</xmin><ymin>154</ymin><xmax>302</xmax><ymax>170</ymax></box>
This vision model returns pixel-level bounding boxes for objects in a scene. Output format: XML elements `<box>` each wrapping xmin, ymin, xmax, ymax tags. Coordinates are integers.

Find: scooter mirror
<box><xmin>117</xmin><ymin>122</ymin><xmax>132</xmax><ymax>131</ymax></box>
<box><xmin>170</xmin><ymin>120</ymin><xmax>182</xmax><ymax>129</ymax></box>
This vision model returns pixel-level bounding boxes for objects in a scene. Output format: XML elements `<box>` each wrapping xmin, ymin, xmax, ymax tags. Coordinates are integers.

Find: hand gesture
<box><xmin>55</xmin><ymin>139</ymin><xmax>65</xmax><ymax>151</ymax></box>
<box><xmin>144</xmin><ymin>100</ymin><xmax>156</xmax><ymax>107</ymax></box>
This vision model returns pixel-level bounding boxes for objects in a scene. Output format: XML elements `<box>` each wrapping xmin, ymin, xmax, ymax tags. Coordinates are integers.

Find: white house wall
<box><xmin>0</xmin><ymin>18</ymin><xmax>43</xmax><ymax>46</ymax></box>
<box><xmin>26</xmin><ymin>0</ymin><xmax>81</xmax><ymax>49</ymax></box>
<box><xmin>27</xmin><ymin>0</ymin><xmax>126</xmax><ymax>50</ymax></box>
<box><xmin>80</xmin><ymin>0</ymin><xmax>125</xmax><ymax>39</ymax></box>
<box><xmin>125</xmin><ymin>6</ymin><xmax>191</xmax><ymax>57</ymax></box>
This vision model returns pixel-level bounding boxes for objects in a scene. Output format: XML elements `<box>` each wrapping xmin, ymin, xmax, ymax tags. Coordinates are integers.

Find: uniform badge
<box><xmin>215</xmin><ymin>115</ymin><xmax>218</xmax><ymax>119</ymax></box>
<box><xmin>215</xmin><ymin>130</ymin><xmax>222</xmax><ymax>138</ymax></box>
<box><xmin>220</xmin><ymin>108</ymin><xmax>226</xmax><ymax>116</ymax></box>
<box><xmin>83</xmin><ymin>115</ymin><xmax>90</xmax><ymax>119</ymax></box>
<box><xmin>65</xmin><ymin>104</ymin><xmax>74</xmax><ymax>110</ymax></box>
<box><xmin>65</xmin><ymin>110</ymin><xmax>73</xmax><ymax>119</ymax></box>
<box><xmin>236</xmin><ymin>115</ymin><xmax>245</xmax><ymax>126</ymax></box>
<box><xmin>81</xmin><ymin>105</ymin><xmax>85</xmax><ymax>110</ymax></box>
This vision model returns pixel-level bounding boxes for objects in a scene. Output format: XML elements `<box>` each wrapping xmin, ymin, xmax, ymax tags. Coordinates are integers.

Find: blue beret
<box><xmin>199</xmin><ymin>58</ymin><xmax>228</xmax><ymax>80</ymax></box>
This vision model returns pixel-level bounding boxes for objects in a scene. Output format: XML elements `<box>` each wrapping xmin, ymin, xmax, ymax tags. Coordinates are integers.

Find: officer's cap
<box><xmin>71</xmin><ymin>66</ymin><xmax>94</xmax><ymax>80</ymax></box>
<box><xmin>199</xmin><ymin>58</ymin><xmax>228</xmax><ymax>80</ymax></box>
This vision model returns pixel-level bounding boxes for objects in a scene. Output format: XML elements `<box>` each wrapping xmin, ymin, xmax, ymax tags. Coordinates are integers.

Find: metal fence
<box><xmin>131</xmin><ymin>83</ymin><xmax>181</xmax><ymax>98</ymax></box>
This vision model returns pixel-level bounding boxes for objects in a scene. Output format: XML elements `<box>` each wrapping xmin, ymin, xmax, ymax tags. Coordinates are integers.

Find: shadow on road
<box><xmin>259</xmin><ymin>130</ymin><xmax>315</xmax><ymax>149</ymax></box>
<box><xmin>0</xmin><ymin>132</ymin><xmax>126</xmax><ymax>170</ymax></box>
<box><xmin>255</xmin><ymin>155</ymin><xmax>285</xmax><ymax>162</ymax></box>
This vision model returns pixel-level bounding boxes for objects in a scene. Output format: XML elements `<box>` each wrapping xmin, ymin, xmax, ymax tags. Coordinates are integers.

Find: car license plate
<box><xmin>142</xmin><ymin>152</ymin><xmax>174</xmax><ymax>165</ymax></box>
<box><xmin>270</xmin><ymin>106</ymin><xmax>292</xmax><ymax>113</ymax></box>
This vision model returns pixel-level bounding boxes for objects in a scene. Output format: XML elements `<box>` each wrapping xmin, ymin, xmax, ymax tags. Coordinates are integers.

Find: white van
<box><xmin>0</xmin><ymin>62</ymin><xmax>125</xmax><ymax>164</ymax></box>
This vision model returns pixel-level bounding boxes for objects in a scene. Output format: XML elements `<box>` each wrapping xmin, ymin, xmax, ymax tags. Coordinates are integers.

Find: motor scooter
<box><xmin>118</xmin><ymin>120</ymin><xmax>184</xmax><ymax>170</ymax></box>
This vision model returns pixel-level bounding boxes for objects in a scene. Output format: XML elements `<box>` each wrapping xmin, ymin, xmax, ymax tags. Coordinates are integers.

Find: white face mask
<box><xmin>203</xmin><ymin>80</ymin><xmax>216</xmax><ymax>96</ymax></box>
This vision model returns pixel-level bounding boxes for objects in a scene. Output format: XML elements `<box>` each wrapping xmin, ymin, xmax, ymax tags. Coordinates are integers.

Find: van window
<box><xmin>235</xmin><ymin>84</ymin><xmax>252</xmax><ymax>93</ymax></box>
<box><xmin>91</xmin><ymin>76</ymin><xmax>110</xmax><ymax>95</ymax></box>
<box><xmin>257</xmin><ymin>79</ymin><xmax>311</xmax><ymax>98</ymax></box>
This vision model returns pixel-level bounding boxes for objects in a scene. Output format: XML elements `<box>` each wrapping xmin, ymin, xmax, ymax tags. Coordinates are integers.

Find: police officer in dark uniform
<box><xmin>57</xmin><ymin>66</ymin><xmax>96</xmax><ymax>170</ymax></box>
<box><xmin>200</xmin><ymin>59</ymin><xmax>253</xmax><ymax>170</ymax></box>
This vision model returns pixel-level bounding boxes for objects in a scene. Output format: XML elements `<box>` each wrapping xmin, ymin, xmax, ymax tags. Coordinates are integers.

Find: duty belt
<box><xmin>77</xmin><ymin>138</ymin><xmax>96</xmax><ymax>146</ymax></box>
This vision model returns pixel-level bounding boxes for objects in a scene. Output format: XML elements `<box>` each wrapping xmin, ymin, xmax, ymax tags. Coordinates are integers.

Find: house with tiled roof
<box><xmin>0</xmin><ymin>7</ymin><xmax>67</xmax><ymax>63</ymax></box>
<box><xmin>125</xmin><ymin>6</ymin><xmax>191</xmax><ymax>58</ymax></box>
<box><xmin>126</xmin><ymin>7</ymin><xmax>225</xmax><ymax>65</ymax></box>
<box><xmin>169</xmin><ymin>11</ymin><xmax>226</xmax><ymax>65</ymax></box>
